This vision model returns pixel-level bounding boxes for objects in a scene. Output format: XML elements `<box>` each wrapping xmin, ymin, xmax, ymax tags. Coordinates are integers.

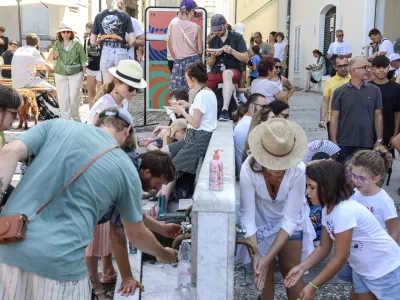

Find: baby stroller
<box><xmin>36</xmin><ymin>92</ymin><xmax>60</xmax><ymax>120</ymax></box>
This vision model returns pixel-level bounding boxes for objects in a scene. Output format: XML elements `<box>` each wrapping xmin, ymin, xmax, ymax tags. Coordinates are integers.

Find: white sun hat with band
<box><xmin>109</xmin><ymin>60</ymin><xmax>147</xmax><ymax>89</ymax></box>
<box><xmin>56</xmin><ymin>22</ymin><xmax>77</xmax><ymax>33</ymax></box>
<box><xmin>248</xmin><ymin>118</ymin><xmax>308</xmax><ymax>170</ymax></box>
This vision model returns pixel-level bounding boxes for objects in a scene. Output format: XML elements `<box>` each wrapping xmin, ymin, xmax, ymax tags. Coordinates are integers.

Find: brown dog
<box><xmin>16</xmin><ymin>89</ymin><xmax>39</xmax><ymax>130</ymax></box>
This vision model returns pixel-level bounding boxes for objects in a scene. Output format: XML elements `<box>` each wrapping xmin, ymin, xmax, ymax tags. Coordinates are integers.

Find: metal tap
<box><xmin>172</xmin><ymin>233</ymin><xmax>192</xmax><ymax>250</ymax></box>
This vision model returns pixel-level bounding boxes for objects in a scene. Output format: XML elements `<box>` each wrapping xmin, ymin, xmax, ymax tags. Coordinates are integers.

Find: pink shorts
<box><xmin>206</xmin><ymin>69</ymin><xmax>241</xmax><ymax>91</ymax></box>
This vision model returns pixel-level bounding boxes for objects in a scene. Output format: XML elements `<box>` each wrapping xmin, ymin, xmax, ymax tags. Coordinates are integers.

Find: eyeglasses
<box><xmin>279</xmin><ymin>113</ymin><xmax>289</xmax><ymax>119</ymax></box>
<box><xmin>336</xmin><ymin>64</ymin><xmax>349</xmax><ymax>69</ymax></box>
<box><xmin>61</xmin><ymin>31</ymin><xmax>72</xmax><ymax>34</ymax></box>
<box><xmin>354</xmin><ymin>65</ymin><xmax>372</xmax><ymax>71</ymax></box>
<box><xmin>275</xmin><ymin>66</ymin><xmax>283</xmax><ymax>70</ymax></box>
<box><xmin>347</xmin><ymin>172</ymin><xmax>373</xmax><ymax>184</ymax></box>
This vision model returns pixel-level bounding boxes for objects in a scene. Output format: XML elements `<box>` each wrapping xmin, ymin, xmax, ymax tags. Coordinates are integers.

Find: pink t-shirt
<box><xmin>171</xmin><ymin>20</ymin><xmax>198</xmax><ymax>59</ymax></box>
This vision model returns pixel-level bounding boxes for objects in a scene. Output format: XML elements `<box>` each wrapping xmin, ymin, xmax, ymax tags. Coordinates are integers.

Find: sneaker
<box><xmin>219</xmin><ymin>110</ymin><xmax>230</xmax><ymax>121</ymax></box>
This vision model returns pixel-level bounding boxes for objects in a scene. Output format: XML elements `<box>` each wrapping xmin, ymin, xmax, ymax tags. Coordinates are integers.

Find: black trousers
<box><xmin>327</xmin><ymin>121</ymin><xmax>331</xmax><ymax>141</ymax></box>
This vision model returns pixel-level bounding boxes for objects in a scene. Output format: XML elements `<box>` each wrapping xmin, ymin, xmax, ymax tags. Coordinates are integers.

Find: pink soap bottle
<box><xmin>209</xmin><ymin>149</ymin><xmax>223</xmax><ymax>191</ymax></box>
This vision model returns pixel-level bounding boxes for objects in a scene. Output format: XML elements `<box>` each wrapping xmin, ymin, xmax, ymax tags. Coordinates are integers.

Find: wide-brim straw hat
<box><xmin>248</xmin><ymin>118</ymin><xmax>308</xmax><ymax>170</ymax></box>
<box><xmin>56</xmin><ymin>22</ymin><xmax>77</xmax><ymax>33</ymax></box>
<box><xmin>109</xmin><ymin>60</ymin><xmax>147</xmax><ymax>89</ymax></box>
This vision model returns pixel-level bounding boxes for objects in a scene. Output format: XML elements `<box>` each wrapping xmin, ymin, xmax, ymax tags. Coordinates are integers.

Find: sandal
<box><xmin>101</xmin><ymin>273</ymin><xmax>118</xmax><ymax>284</ymax></box>
<box><xmin>95</xmin><ymin>290</ymin><xmax>113</xmax><ymax>300</ymax></box>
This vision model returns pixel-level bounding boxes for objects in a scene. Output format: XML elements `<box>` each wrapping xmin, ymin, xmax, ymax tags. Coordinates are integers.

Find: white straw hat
<box><xmin>109</xmin><ymin>60</ymin><xmax>147</xmax><ymax>89</ymax></box>
<box><xmin>248</xmin><ymin>118</ymin><xmax>308</xmax><ymax>170</ymax></box>
<box><xmin>56</xmin><ymin>22</ymin><xmax>76</xmax><ymax>33</ymax></box>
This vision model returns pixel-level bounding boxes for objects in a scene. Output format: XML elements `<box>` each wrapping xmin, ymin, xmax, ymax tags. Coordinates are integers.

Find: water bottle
<box><xmin>158</xmin><ymin>195</ymin><xmax>166</xmax><ymax>217</ymax></box>
<box><xmin>177</xmin><ymin>240</ymin><xmax>191</xmax><ymax>299</ymax></box>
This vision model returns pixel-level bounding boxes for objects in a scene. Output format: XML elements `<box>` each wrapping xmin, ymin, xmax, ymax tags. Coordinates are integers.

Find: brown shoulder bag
<box><xmin>0</xmin><ymin>146</ymin><xmax>119</xmax><ymax>244</ymax></box>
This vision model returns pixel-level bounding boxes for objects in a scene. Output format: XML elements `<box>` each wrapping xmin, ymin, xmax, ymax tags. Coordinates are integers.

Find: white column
<box><xmin>363</xmin><ymin>0</ymin><xmax>376</xmax><ymax>46</ymax></box>
<box><xmin>375</xmin><ymin>0</ymin><xmax>386</xmax><ymax>32</ymax></box>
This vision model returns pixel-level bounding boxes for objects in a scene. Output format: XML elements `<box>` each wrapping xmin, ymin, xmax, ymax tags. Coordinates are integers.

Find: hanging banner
<box><xmin>145</xmin><ymin>6</ymin><xmax>207</xmax><ymax>110</ymax></box>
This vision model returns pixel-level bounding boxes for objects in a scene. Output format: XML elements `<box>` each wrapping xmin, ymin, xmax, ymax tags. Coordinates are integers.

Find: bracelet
<box><xmin>309</xmin><ymin>282</ymin><xmax>319</xmax><ymax>290</ymax></box>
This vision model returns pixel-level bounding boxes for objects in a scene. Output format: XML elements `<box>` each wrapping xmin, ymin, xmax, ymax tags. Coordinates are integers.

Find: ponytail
<box><xmin>348</xmin><ymin>145</ymin><xmax>393</xmax><ymax>179</ymax></box>
<box><xmin>93</xmin><ymin>81</ymin><xmax>116</xmax><ymax>104</ymax></box>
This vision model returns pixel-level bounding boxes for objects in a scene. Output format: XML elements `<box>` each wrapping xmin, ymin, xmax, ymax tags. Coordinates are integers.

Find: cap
<box><xmin>180</xmin><ymin>0</ymin><xmax>197</xmax><ymax>11</ymax></box>
<box><xmin>211</xmin><ymin>14</ymin><xmax>226</xmax><ymax>32</ymax></box>
<box><xmin>389</xmin><ymin>53</ymin><xmax>400</xmax><ymax>62</ymax></box>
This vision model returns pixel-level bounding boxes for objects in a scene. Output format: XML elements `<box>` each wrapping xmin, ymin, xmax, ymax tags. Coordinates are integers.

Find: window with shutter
<box><xmin>323</xmin><ymin>7</ymin><xmax>336</xmax><ymax>54</ymax></box>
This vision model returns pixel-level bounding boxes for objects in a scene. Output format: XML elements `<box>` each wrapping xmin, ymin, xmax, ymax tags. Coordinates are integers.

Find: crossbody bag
<box><xmin>0</xmin><ymin>146</ymin><xmax>119</xmax><ymax>244</ymax></box>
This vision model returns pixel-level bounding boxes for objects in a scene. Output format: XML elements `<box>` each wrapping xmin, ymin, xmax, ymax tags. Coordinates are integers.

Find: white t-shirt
<box><xmin>11</xmin><ymin>45</ymin><xmax>46</xmax><ymax>88</ymax></box>
<box><xmin>327</xmin><ymin>41</ymin><xmax>352</xmax><ymax>55</ymax></box>
<box><xmin>379</xmin><ymin>38</ymin><xmax>394</xmax><ymax>58</ymax></box>
<box><xmin>250</xmin><ymin>78</ymin><xmax>281</xmax><ymax>104</ymax></box>
<box><xmin>234</xmin><ymin>116</ymin><xmax>252</xmax><ymax>171</ymax></box>
<box><xmin>273</xmin><ymin>41</ymin><xmax>287</xmax><ymax>62</ymax></box>
<box><xmin>167</xmin><ymin>17</ymin><xmax>180</xmax><ymax>61</ymax></box>
<box><xmin>351</xmin><ymin>189</ymin><xmax>398</xmax><ymax>233</ymax></box>
<box><xmin>322</xmin><ymin>200</ymin><xmax>400</xmax><ymax>280</ymax></box>
<box><xmin>188</xmin><ymin>89</ymin><xmax>217</xmax><ymax>132</ymax></box>
<box><xmin>87</xmin><ymin>94</ymin><xmax>129</xmax><ymax>125</ymax></box>
<box><xmin>127</xmin><ymin>17</ymin><xmax>144</xmax><ymax>60</ymax></box>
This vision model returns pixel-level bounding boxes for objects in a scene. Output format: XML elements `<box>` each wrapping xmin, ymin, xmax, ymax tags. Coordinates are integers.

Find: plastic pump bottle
<box><xmin>178</xmin><ymin>240</ymin><xmax>191</xmax><ymax>299</ymax></box>
<box><xmin>209</xmin><ymin>149</ymin><xmax>223</xmax><ymax>191</ymax></box>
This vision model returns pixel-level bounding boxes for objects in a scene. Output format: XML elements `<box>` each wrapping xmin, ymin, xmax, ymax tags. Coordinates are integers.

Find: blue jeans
<box><xmin>337</xmin><ymin>145</ymin><xmax>373</xmax><ymax>165</ymax></box>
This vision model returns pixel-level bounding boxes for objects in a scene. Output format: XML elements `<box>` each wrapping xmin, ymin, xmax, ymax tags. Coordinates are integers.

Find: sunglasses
<box><xmin>279</xmin><ymin>113</ymin><xmax>289</xmax><ymax>119</ymax></box>
<box><xmin>253</xmin><ymin>103</ymin><xmax>269</xmax><ymax>109</ymax></box>
<box><xmin>275</xmin><ymin>66</ymin><xmax>283</xmax><ymax>69</ymax></box>
<box><xmin>6</xmin><ymin>108</ymin><xmax>18</xmax><ymax>114</ymax></box>
<box><xmin>125</xmin><ymin>83</ymin><xmax>137</xmax><ymax>93</ymax></box>
<box><xmin>337</xmin><ymin>35</ymin><xmax>344</xmax><ymax>37</ymax></box>
<box><xmin>61</xmin><ymin>31</ymin><xmax>72</xmax><ymax>34</ymax></box>
<box><xmin>347</xmin><ymin>172</ymin><xmax>373</xmax><ymax>184</ymax></box>
<box><xmin>99</xmin><ymin>110</ymin><xmax>133</xmax><ymax>133</ymax></box>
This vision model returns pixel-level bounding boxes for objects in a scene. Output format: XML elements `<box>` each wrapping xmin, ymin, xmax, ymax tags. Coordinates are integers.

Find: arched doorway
<box><xmin>323</xmin><ymin>6</ymin><xmax>336</xmax><ymax>54</ymax></box>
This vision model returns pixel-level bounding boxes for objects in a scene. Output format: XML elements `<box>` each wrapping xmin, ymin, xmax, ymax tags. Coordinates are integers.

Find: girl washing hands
<box><xmin>284</xmin><ymin>160</ymin><xmax>400</xmax><ymax>300</ymax></box>
<box><xmin>335</xmin><ymin>146</ymin><xmax>399</xmax><ymax>299</ymax></box>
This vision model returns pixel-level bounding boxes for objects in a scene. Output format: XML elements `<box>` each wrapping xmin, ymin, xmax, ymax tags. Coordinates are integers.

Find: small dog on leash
<box><xmin>16</xmin><ymin>89</ymin><xmax>39</xmax><ymax>130</ymax></box>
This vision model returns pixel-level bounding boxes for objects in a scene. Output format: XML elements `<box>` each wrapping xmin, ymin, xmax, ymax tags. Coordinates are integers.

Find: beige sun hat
<box><xmin>56</xmin><ymin>22</ymin><xmax>77</xmax><ymax>33</ymax></box>
<box><xmin>109</xmin><ymin>60</ymin><xmax>147</xmax><ymax>89</ymax></box>
<box><xmin>248</xmin><ymin>118</ymin><xmax>308</xmax><ymax>170</ymax></box>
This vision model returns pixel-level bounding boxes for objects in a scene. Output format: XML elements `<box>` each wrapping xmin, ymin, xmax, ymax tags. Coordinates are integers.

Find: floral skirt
<box><xmin>170</xmin><ymin>55</ymin><xmax>200</xmax><ymax>92</ymax></box>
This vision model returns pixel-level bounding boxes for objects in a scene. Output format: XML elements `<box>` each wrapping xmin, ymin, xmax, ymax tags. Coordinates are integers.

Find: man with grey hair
<box><xmin>330</xmin><ymin>56</ymin><xmax>383</xmax><ymax>164</ymax></box>
<box><xmin>327</xmin><ymin>30</ymin><xmax>352</xmax><ymax>76</ymax></box>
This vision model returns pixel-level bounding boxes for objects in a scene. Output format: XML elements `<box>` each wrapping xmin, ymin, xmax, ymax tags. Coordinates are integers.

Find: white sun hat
<box><xmin>109</xmin><ymin>60</ymin><xmax>147</xmax><ymax>89</ymax></box>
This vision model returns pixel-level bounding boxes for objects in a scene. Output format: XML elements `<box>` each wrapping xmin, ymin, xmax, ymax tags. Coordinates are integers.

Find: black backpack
<box><xmin>36</xmin><ymin>92</ymin><xmax>60</xmax><ymax>120</ymax></box>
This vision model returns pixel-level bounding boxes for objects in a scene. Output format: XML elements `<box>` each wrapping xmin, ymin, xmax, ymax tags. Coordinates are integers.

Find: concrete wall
<box><xmin>236</xmin><ymin>0</ymin><xmax>279</xmax><ymax>45</ymax></box>
<box><xmin>288</xmin><ymin>0</ymin><xmax>375</xmax><ymax>88</ymax></box>
<box><xmin>383</xmin><ymin>0</ymin><xmax>400</xmax><ymax>43</ymax></box>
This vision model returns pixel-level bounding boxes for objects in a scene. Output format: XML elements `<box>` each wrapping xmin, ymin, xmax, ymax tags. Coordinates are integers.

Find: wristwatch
<box><xmin>376</xmin><ymin>139</ymin><xmax>383</xmax><ymax>143</ymax></box>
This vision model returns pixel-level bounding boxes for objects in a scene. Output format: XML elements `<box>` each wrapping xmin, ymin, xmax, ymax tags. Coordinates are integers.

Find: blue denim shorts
<box><xmin>337</xmin><ymin>261</ymin><xmax>353</xmax><ymax>283</ymax></box>
<box><xmin>353</xmin><ymin>266</ymin><xmax>400</xmax><ymax>297</ymax></box>
<box><xmin>289</xmin><ymin>230</ymin><xmax>303</xmax><ymax>241</ymax></box>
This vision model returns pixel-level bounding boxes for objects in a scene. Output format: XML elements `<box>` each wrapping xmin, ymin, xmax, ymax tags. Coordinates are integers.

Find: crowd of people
<box><xmin>0</xmin><ymin>0</ymin><xmax>400</xmax><ymax>299</ymax></box>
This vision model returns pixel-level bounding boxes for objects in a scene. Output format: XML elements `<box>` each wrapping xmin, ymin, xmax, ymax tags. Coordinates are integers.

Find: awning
<box><xmin>0</xmin><ymin>0</ymin><xmax>88</xmax><ymax>8</ymax></box>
